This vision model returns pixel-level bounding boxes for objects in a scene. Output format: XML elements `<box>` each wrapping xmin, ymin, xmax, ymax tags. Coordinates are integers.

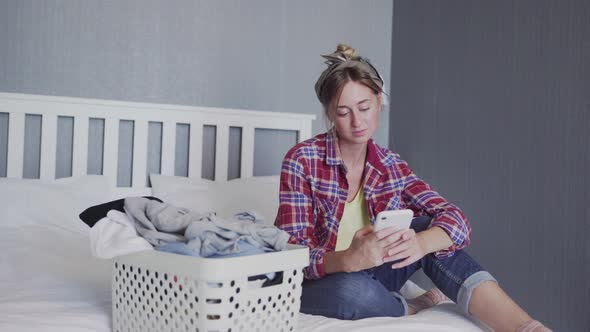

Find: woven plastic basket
<box><xmin>112</xmin><ymin>244</ymin><xmax>309</xmax><ymax>332</ymax></box>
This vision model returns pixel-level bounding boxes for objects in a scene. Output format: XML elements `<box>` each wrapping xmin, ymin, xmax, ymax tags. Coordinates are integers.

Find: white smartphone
<box><xmin>373</xmin><ymin>209</ymin><xmax>413</xmax><ymax>232</ymax></box>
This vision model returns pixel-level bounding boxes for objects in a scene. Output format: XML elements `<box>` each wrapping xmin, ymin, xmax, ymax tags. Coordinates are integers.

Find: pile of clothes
<box><xmin>79</xmin><ymin>197</ymin><xmax>290</xmax><ymax>286</ymax></box>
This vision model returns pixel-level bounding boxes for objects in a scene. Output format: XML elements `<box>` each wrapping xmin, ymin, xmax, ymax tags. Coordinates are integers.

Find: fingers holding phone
<box><xmin>372</xmin><ymin>209</ymin><xmax>427</xmax><ymax>268</ymax></box>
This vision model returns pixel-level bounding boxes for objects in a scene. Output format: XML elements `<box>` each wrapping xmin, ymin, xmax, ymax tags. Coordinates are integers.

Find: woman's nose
<box><xmin>351</xmin><ymin>111</ymin><xmax>362</xmax><ymax>127</ymax></box>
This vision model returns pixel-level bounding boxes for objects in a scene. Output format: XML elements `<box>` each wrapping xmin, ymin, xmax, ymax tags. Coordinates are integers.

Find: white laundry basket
<box><xmin>112</xmin><ymin>244</ymin><xmax>309</xmax><ymax>332</ymax></box>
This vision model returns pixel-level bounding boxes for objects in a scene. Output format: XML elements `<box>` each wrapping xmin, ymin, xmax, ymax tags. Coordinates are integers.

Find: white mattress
<box><xmin>0</xmin><ymin>224</ymin><xmax>490</xmax><ymax>332</ymax></box>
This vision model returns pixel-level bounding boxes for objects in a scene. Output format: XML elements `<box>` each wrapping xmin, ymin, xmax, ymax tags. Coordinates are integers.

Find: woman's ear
<box><xmin>377</xmin><ymin>93</ymin><xmax>383</xmax><ymax>111</ymax></box>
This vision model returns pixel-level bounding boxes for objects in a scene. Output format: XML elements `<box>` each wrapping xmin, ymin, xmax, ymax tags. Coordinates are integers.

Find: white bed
<box><xmin>0</xmin><ymin>93</ymin><xmax>490</xmax><ymax>331</ymax></box>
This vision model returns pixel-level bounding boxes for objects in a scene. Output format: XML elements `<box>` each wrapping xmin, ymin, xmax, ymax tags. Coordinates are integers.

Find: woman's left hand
<box><xmin>382</xmin><ymin>229</ymin><xmax>428</xmax><ymax>269</ymax></box>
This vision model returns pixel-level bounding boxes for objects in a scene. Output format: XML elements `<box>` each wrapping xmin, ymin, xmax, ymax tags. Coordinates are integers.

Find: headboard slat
<box><xmin>161</xmin><ymin>121</ymin><xmax>176</xmax><ymax>176</ymax></box>
<box><xmin>214</xmin><ymin>125</ymin><xmax>230</xmax><ymax>182</ymax></box>
<box><xmin>103</xmin><ymin>118</ymin><xmax>119</xmax><ymax>187</ymax></box>
<box><xmin>6</xmin><ymin>112</ymin><xmax>25</xmax><ymax>178</ymax></box>
<box><xmin>241</xmin><ymin>126</ymin><xmax>255</xmax><ymax>178</ymax></box>
<box><xmin>72</xmin><ymin>116</ymin><xmax>89</xmax><ymax>177</ymax></box>
<box><xmin>188</xmin><ymin>122</ymin><xmax>203</xmax><ymax>179</ymax></box>
<box><xmin>40</xmin><ymin>114</ymin><xmax>58</xmax><ymax>180</ymax></box>
<box><xmin>132</xmin><ymin>120</ymin><xmax>149</xmax><ymax>188</ymax></box>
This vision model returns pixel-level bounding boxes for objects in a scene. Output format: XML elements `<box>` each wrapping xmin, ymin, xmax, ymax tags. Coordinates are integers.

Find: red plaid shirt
<box><xmin>275</xmin><ymin>129</ymin><xmax>471</xmax><ymax>280</ymax></box>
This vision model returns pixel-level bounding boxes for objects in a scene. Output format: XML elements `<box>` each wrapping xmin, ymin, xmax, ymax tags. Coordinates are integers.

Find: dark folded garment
<box><xmin>79</xmin><ymin>196</ymin><xmax>163</xmax><ymax>228</ymax></box>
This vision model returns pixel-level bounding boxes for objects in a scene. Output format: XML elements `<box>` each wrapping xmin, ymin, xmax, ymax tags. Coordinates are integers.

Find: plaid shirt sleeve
<box><xmin>274</xmin><ymin>152</ymin><xmax>326</xmax><ymax>280</ymax></box>
<box><xmin>397</xmin><ymin>156</ymin><xmax>472</xmax><ymax>257</ymax></box>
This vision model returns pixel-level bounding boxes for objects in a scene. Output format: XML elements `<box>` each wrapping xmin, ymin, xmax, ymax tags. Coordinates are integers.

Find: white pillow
<box><xmin>220</xmin><ymin>176</ymin><xmax>280</xmax><ymax>223</ymax></box>
<box><xmin>149</xmin><ymin>173</ymin><xmax>214</xmax><ymax>192</ymax></box>
<box><xmin>149</xmin><ymin>174</ymin><xmax>218</xmax><ymax>213</ymax></box>
<box><xmin>0</xmin><ymin>175</ymin><xmax>111</xmax><ymax>235</ymax></box>
<box><xmin>150</xmin><ymin>174</ymin><xmax>280</xmax><ymax>223</ymax></box>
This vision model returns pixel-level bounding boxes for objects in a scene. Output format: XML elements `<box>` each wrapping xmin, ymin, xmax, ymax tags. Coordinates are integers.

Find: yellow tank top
<box><xmin>335</xmin><ymin>188</ymin><xmax>371</xmax><ymax>251</ymax></box>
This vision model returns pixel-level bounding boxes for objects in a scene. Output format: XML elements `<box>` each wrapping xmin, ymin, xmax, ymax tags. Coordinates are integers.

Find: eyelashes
<box><xmin>336</xmin><ymin>108</ymin><xmax>370</xmax><ymax>117</ymax></box>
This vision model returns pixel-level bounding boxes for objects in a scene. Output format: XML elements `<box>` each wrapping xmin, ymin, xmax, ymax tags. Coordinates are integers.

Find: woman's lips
<box><xmin>352</xmin><ymin>129</ymin><xmax>367</xmax><ymax>137</ymax></box>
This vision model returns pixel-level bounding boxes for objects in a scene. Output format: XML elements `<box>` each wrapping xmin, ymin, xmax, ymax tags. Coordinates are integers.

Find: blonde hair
<box><xmin>335</xmin><ymin>43</ymin><xmax>358</xmax><ymax>58</ymax></box>
<box><xmin>314</xmin><ymin>44</ymin><xmax>385</xmax><ymax>111</ymax></box>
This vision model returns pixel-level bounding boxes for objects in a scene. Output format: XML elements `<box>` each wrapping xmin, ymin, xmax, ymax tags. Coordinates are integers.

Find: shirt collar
<box><xmin>325</xmin><ymin>128</ymin><xmax>388</xmax><ymax>175</ymax></box>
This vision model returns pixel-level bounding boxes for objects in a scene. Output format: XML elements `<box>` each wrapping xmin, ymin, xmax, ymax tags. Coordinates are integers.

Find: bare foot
<box><xmin>516</xmin><ymin>320</ymin><xmax>553</xmax><ymax>332</ymax></box>
<box><xmin>407</xmin><ymin>287</ymin><xmax>450</xmax><ymax>315</ymax></box>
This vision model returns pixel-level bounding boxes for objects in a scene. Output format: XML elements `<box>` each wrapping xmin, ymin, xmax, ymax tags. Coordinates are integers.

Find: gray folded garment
<box><xmin>183</xmin><ymin>211</ymin><xmax>289</xmax><ymax>257</ymax></box>
<box><xmin>124</xmin><ymin>197</ymin><xmax>289</xmax><ymax>255</ymax></box>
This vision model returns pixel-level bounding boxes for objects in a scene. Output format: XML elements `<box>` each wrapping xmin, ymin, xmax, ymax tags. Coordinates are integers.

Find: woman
<box><xmin>275</xmin><ymin>44</ymin><xmax>550</xmax><ymax>332</ymax></box>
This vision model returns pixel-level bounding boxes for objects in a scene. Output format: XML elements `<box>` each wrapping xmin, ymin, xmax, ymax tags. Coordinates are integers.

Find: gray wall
<box><xmin>0</xmin><ymin>0</ymin><xmax>393</xmax><ymax>181</ymax></box>
<box><xmin>390</xmin><ymin>1</ymin><xmax>589</xmax><ymax>331</ymax></box>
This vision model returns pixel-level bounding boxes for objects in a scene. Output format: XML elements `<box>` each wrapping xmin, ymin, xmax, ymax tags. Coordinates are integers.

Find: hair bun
<box><xmin>336</xmin><ymin>43</ymin><xmax>358</xmax><ymax>59</ymax></box>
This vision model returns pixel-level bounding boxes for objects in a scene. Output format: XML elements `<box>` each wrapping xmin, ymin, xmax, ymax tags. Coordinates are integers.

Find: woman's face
<box><xmin>328</xmin><ymin>80</ymin><xmax>382</xmax><ymax>146</ymax></box>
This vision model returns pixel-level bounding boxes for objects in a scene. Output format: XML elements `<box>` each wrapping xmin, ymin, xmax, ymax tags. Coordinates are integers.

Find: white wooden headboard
<box><xmin>0</xmin><ymin>92</ymin><xmax>315</xmax><ymax>191</ymax></box>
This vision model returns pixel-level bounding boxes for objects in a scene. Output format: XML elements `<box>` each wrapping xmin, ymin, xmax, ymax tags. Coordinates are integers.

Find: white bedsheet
<box><xmin>0</xmin><ymin>224</ymin><xmax>490</xmax><ymax>332</ymax></box>
<box><xmin>298</xmin><ymin>306</ymin><xmax>489</xmax><ymax>332</ymax></box>
<box><xmin>0</xmin><ymin>225</ymin><xmax>112</xmax><ymax>331</ymax></box>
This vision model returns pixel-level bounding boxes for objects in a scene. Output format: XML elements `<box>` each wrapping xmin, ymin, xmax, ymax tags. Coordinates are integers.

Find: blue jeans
<box><xmin>300</xmin><ymin>216</ymin><xmax>496</xmax><ymax>320</ymax></box>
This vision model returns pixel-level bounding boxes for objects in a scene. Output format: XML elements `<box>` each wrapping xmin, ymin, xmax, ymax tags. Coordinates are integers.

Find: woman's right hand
<box><xmin>344</xmin><ymin>224</ymin><xmax>407</xmax><ymax>272</ymax></box>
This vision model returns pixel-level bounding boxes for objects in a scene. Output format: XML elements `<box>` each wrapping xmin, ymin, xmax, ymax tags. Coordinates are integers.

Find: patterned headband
<box><xmin>314</xmin><ymin>53</ymin><xmax>386</xmax><ymax>104</ymax></box>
